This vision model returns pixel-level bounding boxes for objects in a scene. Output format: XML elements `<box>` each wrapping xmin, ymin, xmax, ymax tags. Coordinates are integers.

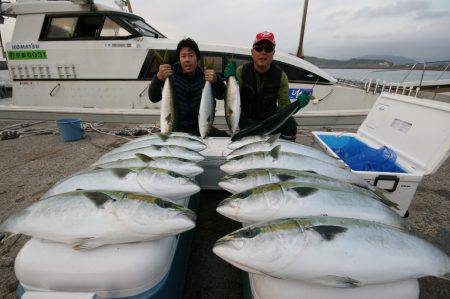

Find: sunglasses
<box><xmin>253</xmin><ymin>44</ymin><xmax>274</xmax><ymax>53</ymax></box>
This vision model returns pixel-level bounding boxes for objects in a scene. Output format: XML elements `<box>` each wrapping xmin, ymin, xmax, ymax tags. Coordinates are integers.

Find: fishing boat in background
<box><xmin>0</xmin><ymin>0</ymin><xmax>448</xmax><ymax>128</ymax></box>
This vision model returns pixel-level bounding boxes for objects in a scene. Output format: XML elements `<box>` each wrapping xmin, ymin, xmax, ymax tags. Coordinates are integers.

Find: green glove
<box><xmin>296</xmin><ymin>92</ymin><xmax>311</xmax><ymax>108</ymax></box>
<box><xmin>224</xmin><ymin>61</ymin><xmax>237</xmax><ymax>78</ymax></box>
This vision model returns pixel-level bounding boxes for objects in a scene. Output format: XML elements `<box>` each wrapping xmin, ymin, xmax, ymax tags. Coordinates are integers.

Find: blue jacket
<box><xmin>148</xmin><ymin>62</ymin><xmax>226</xmax><ymax>132</ymax></box>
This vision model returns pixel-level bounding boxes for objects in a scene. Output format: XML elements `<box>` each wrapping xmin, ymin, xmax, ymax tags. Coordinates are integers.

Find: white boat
<box><xmin>0</xmin><ymin>0</ymin><xmax>384</xmax><ymax>126</ymax></box>
<box><xmin>0</xmin><ymin>0</ymin><xmax>448</xmax><ymax>127</ymax></box>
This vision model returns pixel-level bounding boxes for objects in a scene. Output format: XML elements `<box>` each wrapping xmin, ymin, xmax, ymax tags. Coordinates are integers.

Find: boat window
<box><xmin>121</xmin><ymin>17</ymin><xmax>165</xmax><ymax>38</ymax></box>
<box><xmin>233</xmin><ymin>56</ymin><xmax>251</xmax><ymax>67</ymax></box>
<box><xmin>100</xmin><ymin>17</ymin><xmax>131</xmax><ymax>37</ymax></box>
<box><xmin>74</xmin><ymin>15</ymin><xmax>104</xmax><ymax>38</ymax></box>
<box><xmin>47</xmin><ymin>17</ymin><xmax>77</xmax><ymax>39</ymax></box>
<box><xmin>278</xmin><ymin>62</ymin><xmax>329</xmax><ymax>83</ymax></box>
<box><xmin>138</xmin><ymin>50</ymin><xmax>177</xmax><ymax>79</ymax></box>
<box><xmin>201</xmin><ymin>55</ymin><xmax>223</xmax><ymax>75</ymax></box>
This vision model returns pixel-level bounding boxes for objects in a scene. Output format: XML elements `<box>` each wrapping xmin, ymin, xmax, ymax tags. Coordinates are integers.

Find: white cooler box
<box><xmin>312</xmin><ymin>93</ymin><xmax>450</xmax><ymax>216</ymax></box>
<box><xmin>198</xmin><ymin>137</ymin><xmax>232</xmax><ymax>190</ymax></box>
<box><xmin>247</xmin><ymin>273</ymin><xmax>419</xmax><ymax>299</ymax></box>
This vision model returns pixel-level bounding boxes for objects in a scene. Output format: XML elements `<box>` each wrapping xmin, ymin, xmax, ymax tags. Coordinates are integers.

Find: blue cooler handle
<box><xmin>374</xmin><ymin>175</ymin><xmax>400</xmax><ymax>192</ymax></box>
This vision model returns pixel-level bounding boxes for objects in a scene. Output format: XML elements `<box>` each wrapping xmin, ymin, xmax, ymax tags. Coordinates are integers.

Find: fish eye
<box><xmin>234</xmin><ymin>172</ymin><xmax>247</xmax><ymax>179</ymax></box>
<box><xmin>235</xmin><ymin>189</ymin><xmax>252</xmax><ymax>199</ymax></box>
<box><xmin>168</xmin><ymin>171</ymin><xmax>182</xmax><ymax>178</ymax></box>
<box><xmin>239</xmin><ymin>228</ymin><xmax>260</xmax><ymax>239</ymax></box>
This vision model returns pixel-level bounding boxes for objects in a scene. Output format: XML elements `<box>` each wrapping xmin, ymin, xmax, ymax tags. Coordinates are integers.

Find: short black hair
<box><xmin>176</xmin><ymin>38</ymin><xmax>201</xmax><ymax>61</ymax></box>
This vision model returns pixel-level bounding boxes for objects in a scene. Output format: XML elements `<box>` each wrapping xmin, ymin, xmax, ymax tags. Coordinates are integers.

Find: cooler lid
<box><xmin>357</xmin><ymin>93</ymin><xmax>450</xmax><ymax>175</ymax></box>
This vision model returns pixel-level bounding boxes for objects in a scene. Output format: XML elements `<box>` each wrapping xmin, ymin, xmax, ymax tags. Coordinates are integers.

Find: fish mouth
<box><xmin>179</xmin><ymin>210</ymin><xmax>197</xmax><ymax>222</ymax></box>
<box><xmin>218</xmin><ymin>181</ymin><xmax>236</xmax><ymax>193</ymax></box>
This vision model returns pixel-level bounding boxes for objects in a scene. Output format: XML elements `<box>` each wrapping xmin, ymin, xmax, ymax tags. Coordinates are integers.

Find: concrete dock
<box><xmin>0</xmin><ymin>120</ymin><xmax>448</xmax><ymax>298</ymax></box>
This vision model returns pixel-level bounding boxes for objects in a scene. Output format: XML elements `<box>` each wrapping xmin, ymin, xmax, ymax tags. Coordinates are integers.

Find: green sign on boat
<box><xmin>8</xmin><ymin>50</ymin><xmax>47</xmax><ymax>60</ymax></box>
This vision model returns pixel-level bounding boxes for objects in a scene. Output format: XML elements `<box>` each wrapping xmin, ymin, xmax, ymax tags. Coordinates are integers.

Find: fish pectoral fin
<box><xmin>165</xmin><ymin>114</ymin><xmax>172</xmax><ymax>124</ymax></box>
<box><xmin>305</xmin><ymin>170</ymin><xmax>318</xmax><ymax>174</ymax></box>
<box><xmin>0</xmin><ymin>232</ymin><xmax>18</xmax><ymax>243</ymax></box>
<box><xmin>72</xmin><ymin>237</ymin><xmax>102</xmax><ymax>250</ymax></box>
<box><xmin>269</xmin><ymin>145</ymin><xmax>281</xmax><ymax>160</ymax></box>
<box><xmin>266</xmin><ymin>133</ymin><xmax>281</xmax><ymax>145</ymax></box>
<box><xmin>309</xmin><ymin>225</ymin><xmax>348</xmax><ymax>241</ymax></box>
<box><xmin>135</xmin><ymin>153</ymin><xmax>154</xmax><ymax>163</ymax></box>
<box><xmin>84</xmin><ymin>191</ymin><xmax>116</xmax><ymax>208</ymax></box>
<box><xmin>277</xmin><ymin>174</ymin><xmax>297</xmax><ymax>181</ymax></box>
<box><xmin>158</xmin><ymin>133</ymin><xmax>169</xmax><ymax>141</ymax></box>
<box><xmin>314</xmin><ymin>275</ymin><xmax>361</xmax><ymax>288</ymax></box>
<box><xmin>111</xmin><ymin>168</ymin><xmax>133</xmax><ymax>178</ymax></box>
<box><xmin>291</xmin><ymin>187</ymin><xmax>318</xmax><ymax>197</ymax></box>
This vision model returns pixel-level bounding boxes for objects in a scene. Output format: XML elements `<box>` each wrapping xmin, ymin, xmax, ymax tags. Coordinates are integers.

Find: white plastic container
<box><xmin>198</xmin><ymin>137</ymin><xmax>232</xmax><ymax>190</ymax></box>
<box><xmin>248</xmin><ymin>273</ymin><xmax>419</xmax><ymax>299</ymax></box>
<box><xmin>312</xmin><ymin>93</ymin><xmax>450</xmax><ymax>216</ymax></box>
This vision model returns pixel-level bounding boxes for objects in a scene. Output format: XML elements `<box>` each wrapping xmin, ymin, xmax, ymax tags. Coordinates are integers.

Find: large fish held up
<box><xmin>227</xmin><ymin>134</ymin><xmax>345</xmax><ymax>168</ymax></box>
<box><xmin>42</xmin><ymin>167</ymin><xmax>200</xmax><ymax>201</ymax></box>
<box><xmin>199</xmin><ymin>81</ymin><xmax>216</xmax><ymax>138</ymax></box>
<box><xmin>213</xmin><ymin>217</ymin><xmax>450</xmax><ymax>287</ymax></box>
<box><xmin>216</xmin><ymin>182</ymin><xmax>406</xmax><ymax>228</ymax></box>
<box><xmin>0</xmin><ymin>191</ymin><xmax>196</xmax><ymax>250</ymax></box>
<box><xmin>109</xmin><ymin>135</ymin><xmax>206</xmax><ymax>154</ymax></box>
<box><xmin>231</xmin><ymin>99</ymin><xmax>301</xmax><ymax>142</ymax></box>
<box><xmin>92</xmin><ymin>154</ymin><xmax>204</xmax><ymax>178</ymax></box>
<box><xmin>218</xmin><ymin>168</ymin><xmax>395</xmax><ymax>210</ymax></box>
<box><xmin>153</xmin><ymin>50</ymin><xmax>174</xmax><ymax>134</ymax></box>
<box><xmin>225</xmin><ymin>74</ymin><xmax>241</xmax><ymax>135</ymax></box>
<box><xmin>92</xmin><ymin>144</ymin><xmax>204</xmax><ymax>165</ymax></box>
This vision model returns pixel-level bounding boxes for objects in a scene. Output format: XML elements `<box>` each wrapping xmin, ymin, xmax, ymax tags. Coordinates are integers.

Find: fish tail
<box><xmin>372</xmin><ymin>188</ymin><xmax>400</xmax><ymax>211</ymax></box>
<box><xmin>0</xmin><ymin>231</ymin><xmax>18</xmax><ymax>243</ymax></box>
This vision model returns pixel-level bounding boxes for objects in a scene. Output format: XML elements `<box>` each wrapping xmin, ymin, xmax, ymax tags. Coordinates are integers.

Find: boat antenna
<box><xmin>0</xmin><ymin>2</ymin><xmax>6</xmax><ymax>60</ymax></box>
<box><xmin>114</xmin><ymin>0</ymin><xmax>132</xmax><ymax>13</ymax></box>
<box><xmin>296</xmin><ymin>0</ymin><xmax>309</xmax><ymax>59</ymax></box>
<box><xmin>127</xmin><ymin>0</ymin><xmax>133</xmax><ymax>13</ymax></box>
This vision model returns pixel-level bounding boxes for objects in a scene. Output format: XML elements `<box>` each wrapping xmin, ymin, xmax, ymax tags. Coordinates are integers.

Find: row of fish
<box><xmin>1</xmin><ymin>132</ymin><xmax>206</xmax><ymax>250</ymax></box>
<box><xmin>213</xmin><ymin>134</ymin><xmax>450</xmax><ymax>288</ymax></box>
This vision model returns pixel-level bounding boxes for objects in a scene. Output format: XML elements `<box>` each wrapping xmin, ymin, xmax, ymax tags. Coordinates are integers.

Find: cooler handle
<box><xmin>374</xmin><ymin>175</ymin><xmax>399</xmax><ymax>192</ymax></box>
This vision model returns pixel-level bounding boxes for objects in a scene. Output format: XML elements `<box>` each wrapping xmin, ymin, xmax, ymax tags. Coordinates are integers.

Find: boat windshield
<box><xmin>121</xmin><ymin>17</ymin><xmax>165</xmax><ymax>38</ymax></box>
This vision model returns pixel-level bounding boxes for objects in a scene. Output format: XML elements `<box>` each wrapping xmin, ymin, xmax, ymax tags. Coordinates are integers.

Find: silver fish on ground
<box><xmin>225</xmin><ymin>76</ymin><xmax>240</xmax><ymax>135</ymax></box>
<box><xmin>217</xmin><ymin>181</ymin><xmax>406</xmax><ymax>229</ymax></box>
<box><xmin>199</xmin><ymin>81</ymin><xmax>216</xmax><ymax>138</ymax></box>
<box><xmin>227</xmin><ymin>134</ymin><xmax>345</xmax><ymax>168</ymax></box>
<box><xmin>160</xmin><ymin>77</ymin><xmax>174</xmax><ymax>134</ymax></box>
<box><xmin>42</xmin><ymin>167</ymin><xmax>200</xmax><ymax>201</ymax></box>
<box><xmin>218</xmin><ymin>168</ymin><xmax>396</xmax><ymax>210</ymax></box>
<box><xmin>127</xmin><ymin>132</ymin><xmax>204</xmax><ymax>144</ymax></box>
<box><xmin>220</xmin><ymin>146</ymin><xmax>374</xmax><ymax>191</ymax></box>
<box><xmin>0</xmin><ymin>190</ymin><xmax>196</xmax><ymax>250</ymax></box>
<box><xmin>213</xmin><ymin>217</ymin><xmax>450</xmax><ymax>287</ymax></box>
<box><xmin>109</xmin><ymin>135</ymin><xmax>207</xmax><ymax>154</ymax></box>
<box><xmin>227</xmin><ymin>134</ymin><xmax>275</xmax><ymax>150</ymax></box>
<box><xmin>92</xmin><ymin>154</ymin><xmax>203</xmax><ymax>178</ymax></box>
<box><xmin>92</xmin><ymin>144</ymin><xmax>204</xmax><ymax>166</ymax></box>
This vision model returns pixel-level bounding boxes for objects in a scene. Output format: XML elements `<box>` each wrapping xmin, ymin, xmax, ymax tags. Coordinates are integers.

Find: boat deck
<box><xmin>0</xmin><ymin>120</ymin><xmax>449</xmax><ymax>298</ymax></box>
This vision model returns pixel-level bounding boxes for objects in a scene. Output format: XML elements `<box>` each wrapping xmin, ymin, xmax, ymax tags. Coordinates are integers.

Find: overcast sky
<box><xmin>1</xmin><ymin>0</ymin><xmax>450</xmax><ymax>61</ymax></box>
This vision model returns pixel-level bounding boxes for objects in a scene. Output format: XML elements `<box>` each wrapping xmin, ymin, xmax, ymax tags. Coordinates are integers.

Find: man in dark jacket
<box><xmin>224</xmin><ymin>31</ymin><xmax>309</xmax><ymax>140</ymax></box>
<box><xmin>148</xmin><ymin>38</ymin><xmax>228</xmax><ymax>136</ymax></box>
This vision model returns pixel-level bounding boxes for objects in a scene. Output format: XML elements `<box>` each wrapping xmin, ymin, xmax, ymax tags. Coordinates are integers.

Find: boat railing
<box><xmin>336</xmin><ymin>60</ymin><xmax>450</xmax><ymax>97</ymax></box>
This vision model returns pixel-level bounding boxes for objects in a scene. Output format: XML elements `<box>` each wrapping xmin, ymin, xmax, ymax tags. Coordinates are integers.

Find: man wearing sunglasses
<box><xmin>224</xmin><ymin>31</ymin><xmax>309</xmax><ymax>140</ymax></box>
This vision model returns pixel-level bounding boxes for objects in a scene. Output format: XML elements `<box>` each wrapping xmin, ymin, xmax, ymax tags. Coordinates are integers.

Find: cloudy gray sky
<box><xmin>1</xmin><ymin>0</ymin><xmax>450</xmax><ymax>61</ymax></box>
